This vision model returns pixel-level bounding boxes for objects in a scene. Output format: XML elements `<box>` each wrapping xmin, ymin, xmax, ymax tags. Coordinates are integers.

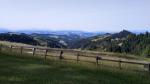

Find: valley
<box><xmin>0</xmin><ymin>30</ymin><xmax>149</xmax><ymax>58</ymax></box>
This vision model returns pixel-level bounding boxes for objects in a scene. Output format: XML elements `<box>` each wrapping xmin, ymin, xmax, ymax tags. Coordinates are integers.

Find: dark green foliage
<box><xmin>31</xmin><ymin>33</ymin><xmax>72</xmax><ymax>48</ymax></box>
<box><xmin>74</xmin><ymin>30</ymin><xmax>150</xmax><ymax>57</ymax></box>
<box><xmin>31</xmin><ymin>33</ymin><xmax>85</xmax><ymax>48</ymax></box>
<box><xmin>0</xmin><ymin>33</ymin><xmax>39</xmax><ymax>45</ymax></box>
<box><xmin>142</xmin><ymin>45</ymin><xmax>150</xmax><ymax>57</ymax></box>
<box><xmin>0</xmin><ymin>33</ymin><xmax>68</xmax><ymax>48</ymax></box>
<box><xmin>111</xmin><ymin>30</ymin><xmax>134</xmax><ymax>39</ymax></box>
<box><xmin>121</xmin><ymin>32</ymin><xmax>150</xmax><ymax>56</ymax></box>
<box><xmin>108</xmin><ymin>45</ymin><xmax>122</xmax><ymax>53</ymax></box>
<box><xmin>74</xmin><ymin>30</ymin><xmax>132</xmax><ymax>51</ymax></box>
<box><xmin>103</xmin><ymin>32</ymin><xmax>150</xmax><ymax>56</ymax></box>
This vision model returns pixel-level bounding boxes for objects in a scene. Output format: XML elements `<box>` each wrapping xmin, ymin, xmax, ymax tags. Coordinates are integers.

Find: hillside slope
<box><xmin>0</xmin><ymin>33</ymin><xmax>68</xmax><ymax>48</ymax></box>
<box><xmin>0</xmin><ymin>33</ymin><xmax>39</xmax><ymax>45</ymax></box>
<box><xmin>73</xmin><ymin>30</ymin><xmax>150</xmax><ymax>57</ymax></box>
<box><xmin>31</xmin><ymin>33</ymin><xmax>84</xmax><ymax>48</ymax></box>
<box><xmin>73</xmin><ymin>30</ymin><xmax>132</xmax><ymax>50</ymax></box>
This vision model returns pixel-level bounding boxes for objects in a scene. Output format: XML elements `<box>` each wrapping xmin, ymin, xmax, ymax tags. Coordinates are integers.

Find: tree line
<box><xmin>107</xmin><ymin>32</ymin><xmax>150</xmax><ymax>57</ymax></box>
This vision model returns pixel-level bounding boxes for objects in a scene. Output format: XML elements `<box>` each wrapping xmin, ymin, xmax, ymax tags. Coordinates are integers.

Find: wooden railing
<box><xmin>1</xmin><ymin>44</ymin><xmax>150</xmax><ymax>72</ymax></box>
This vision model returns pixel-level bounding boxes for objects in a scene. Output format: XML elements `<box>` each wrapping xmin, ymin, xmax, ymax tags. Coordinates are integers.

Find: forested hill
<box><xmin>71</xmin><ymin>30</ymin><xmax>133</xmax><ymax>49</ymax></box>
<box><xmin>0</xmin><ymin>33</ymin><xmax>39</xmax><ymax>45</ymax></box>
<box><xmin>30</xmin><ymin>33</ymin><xmax>84</xmax><ymax>48</ymax></box>
<box><xmin>110</xmin><ymin>30</ymin><xmax>134</xmax><ymax>39</ymax></box>
<box><xmin>0</xmin><ymin>32</ymin><xmax>90</xmax><ymax>48</ymax></box>
<box><xmin>73</xmin><ymin>30</ymin><xmax>150</xmax><ymax>57</ymax></box>
<box><xmin>0</xmin><ymin>33</ymin><xmax>67</xmax><ymax>48</ymax></box>
<box><xmin>121</xmin><ymin>32</ymin><xmax>150</xmax><ymax>56</ymax></box>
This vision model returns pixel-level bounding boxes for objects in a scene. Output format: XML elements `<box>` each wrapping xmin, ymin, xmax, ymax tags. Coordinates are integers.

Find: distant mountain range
<box><xmin>0</xmin><ymin>28</ymin><xmax>149</xmax><ymax>35</ymax></box>
<box><xmin>0</xmin><ymin>28</ymin><xmax>9</xmax><ymax>33</ymax></box>
<box><xmin>0</xmin><ymin>31</ymin><xmax>101</xmax><ymax>48</ymax></box>
<box><xmin>0</xmin><ymin>29</ymin><xmax>102</xmax><ymax>48</ymax></box>
<box><xmin>14</xmin><ymin>30</ymin><xmax>101</xmax><ymax>38</ymax></box>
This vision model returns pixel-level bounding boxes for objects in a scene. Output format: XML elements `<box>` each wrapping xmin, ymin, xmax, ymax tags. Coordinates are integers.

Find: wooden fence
<box><xmin>0</xmin><ymin>44</ymin><xmax>150</xmax><ymax>72</ymax></box>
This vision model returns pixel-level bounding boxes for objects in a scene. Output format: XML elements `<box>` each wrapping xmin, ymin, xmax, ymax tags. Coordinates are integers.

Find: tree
<box><xmin>143</xmin><ymin>45</ymin><xmax>150</xmax><ymax>57</ymax></box>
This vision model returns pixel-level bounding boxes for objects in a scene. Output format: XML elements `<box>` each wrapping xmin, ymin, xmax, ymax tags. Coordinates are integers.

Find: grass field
<box><xmin>0</xmin><ymin>41</ymin><xmax>32</xmax><ymax>47</ymax></box>
<box><xmin>0</xmin><ymin>52</ymin><xmax>150</xmax><ymax>84</ymax></box>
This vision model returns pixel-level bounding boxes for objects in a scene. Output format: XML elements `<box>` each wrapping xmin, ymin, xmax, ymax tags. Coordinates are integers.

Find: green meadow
<box><xmin>0</xmin><ymin>52</ymin><xmax>150</xmax><ymax>84</ymax></box>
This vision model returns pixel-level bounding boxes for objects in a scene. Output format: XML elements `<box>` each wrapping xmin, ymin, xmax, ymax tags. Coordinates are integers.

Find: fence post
<box><xmin>148</xmin><ymin>63</ymin><xmax>150</xmax><ymax>73</ymax></box>
<box><xmin>0</xmin><ymin>44</ymin><xmax>2</xmax><ymax>52</ymax></box>
<box><xmin>10</xmin><ymin>45</ymin><xmax>13</xmax><ymax>52</ymax></box>
<box><xmin>32</xmin><ymin>48</ymin><xmax>36</xmax><ymax>56</ymax></box>
<box><xmin>119</xmin><ymin>59</ymin><xmax>122</xmax><ymax>70</ymax></box>
<box><xmin>96</xmin><ymin>56</ymin><xmax>99</xmax><ymax>66</ymax></box>
<box><xmin>96</xmin><ymin>56</ymin><xmax>102</xmax><ymax>66</ymax></box>
<box><xmin>59</xmin><ymin>50</ymin><xmax>63</xmax><ymax>60</ymax></box>
<box><xmin>44</xmin><ymin>49</ymin><xmax>48</xmax><ymax>61</ymax></box>
<box><xmin>77</xmin><ymin>52</ymin><xmax>79</xmax><ymax>63</ymax></box>
<box><xmin>20</xmin><ymin>46</ymin><xmax>23</xmax><ymax>54</ymax></box>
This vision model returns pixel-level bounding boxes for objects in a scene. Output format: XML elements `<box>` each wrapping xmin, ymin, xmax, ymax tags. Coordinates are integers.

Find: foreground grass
<box><xmin>0</xmin><ymin>52</ymin><xmax>150</xmax><ymax>84</ymax></box>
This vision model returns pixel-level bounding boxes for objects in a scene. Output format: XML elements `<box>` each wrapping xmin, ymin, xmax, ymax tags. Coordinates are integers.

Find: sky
<box><xmin>0</xmin><ymin>0</ymin><xmax>150</xmax><ymax>32</ymax></box>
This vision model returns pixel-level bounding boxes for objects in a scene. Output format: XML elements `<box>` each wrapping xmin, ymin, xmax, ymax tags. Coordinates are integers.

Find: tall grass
<box><xmin>0</xmin><ymin>52</ymin><xmax>150</xmax><ymax>84</ymax></box>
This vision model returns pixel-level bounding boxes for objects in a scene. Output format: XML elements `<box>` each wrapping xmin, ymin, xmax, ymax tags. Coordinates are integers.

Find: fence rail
<box><xmin>1</xmin><ymin>44</ymin><xmax>150</xmax><ymax>72</ymax></box>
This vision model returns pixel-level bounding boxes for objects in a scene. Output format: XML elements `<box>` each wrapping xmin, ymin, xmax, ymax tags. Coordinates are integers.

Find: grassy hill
<box><xmin>0</xmin><ymin>52</ymin><xmax>150</xmax><ymax>84</ymax></box>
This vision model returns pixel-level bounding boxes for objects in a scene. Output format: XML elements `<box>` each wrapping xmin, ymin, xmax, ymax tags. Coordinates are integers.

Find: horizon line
<box><xmin>0</xmin><ymin>27</ymin><xmax>150</xmax><ymax>33</ymax></box>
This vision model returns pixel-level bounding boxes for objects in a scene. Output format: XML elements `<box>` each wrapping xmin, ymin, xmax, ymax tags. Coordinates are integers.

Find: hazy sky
<box><xmin>0</xmin><ymin>0</ymin><xmax>150</xmax><ymax>32</ymax></box>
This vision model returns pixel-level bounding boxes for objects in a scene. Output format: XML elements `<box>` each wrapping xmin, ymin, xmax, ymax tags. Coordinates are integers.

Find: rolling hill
<box><xmin>72</xmin><ymin>30</ymin><xmax>133</xmax><ymax>50</ymax></box>
<box><xmin>73</xmin><ymin>30</ymin><xmax>150</xmax><ymax>57</ymax></box>
<box><xmin>0</xmin><ymin>31</ymin><xmax>99</xmax><ymax>48</ymax></box>
<box><xmin>0</xmin><ymin>30</ymin><xmax>149</xmax><ymax>57</ymax></box>
<box><xmin>0</xmin><ymin>33</ymin><xmax>39</xmax><ymax>45</ymax></box>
